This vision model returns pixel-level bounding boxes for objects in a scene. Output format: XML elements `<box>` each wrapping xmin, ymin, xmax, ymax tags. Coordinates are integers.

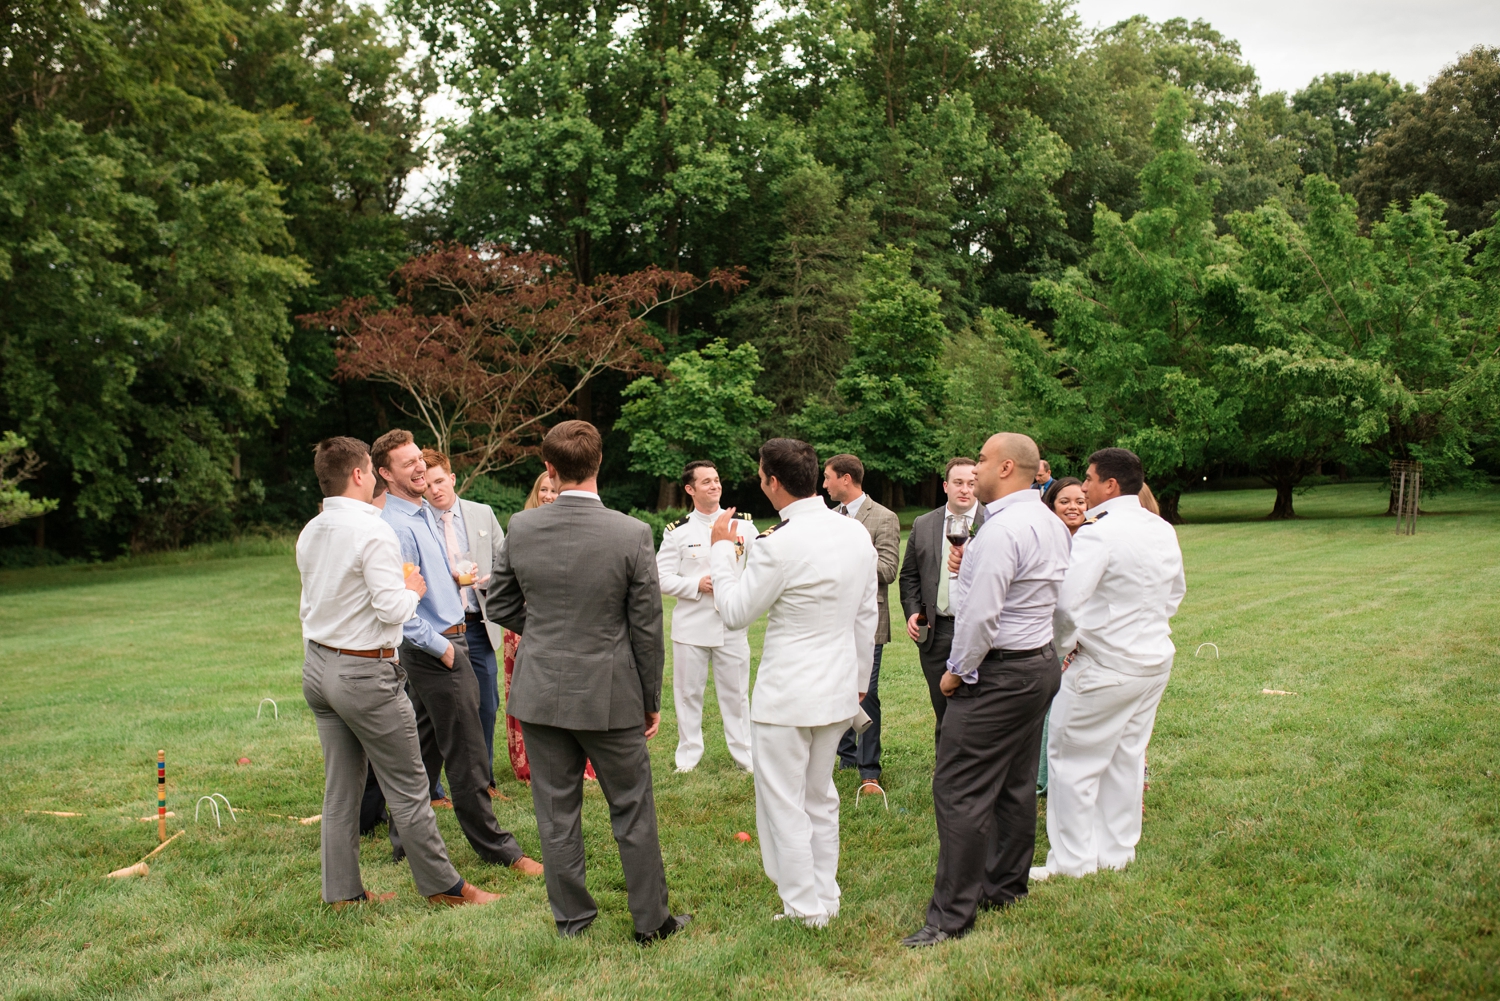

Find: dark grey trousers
<box><xmin>401</xmin><ymin>637</ymin><xmax>523</xmax><ymax>865</ymax></box>
<box><xmin>926</xmin><ymin>647</ymin><xmax>1060</xmax><ymax>933</ymax></box>
<box><xmin>521</xmin><ymin>721</ymin><xmax>670</xmax><ymax>936</ymax></box>
<box><xmin>917</xmin><ymin>616</ymin><xmax>956</xmax><ymax>747</ymax></box>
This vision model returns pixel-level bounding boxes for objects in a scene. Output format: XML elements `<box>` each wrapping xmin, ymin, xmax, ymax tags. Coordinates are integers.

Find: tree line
<box><xmin>1</xmin><ymin>0</ymin><xmax>1497</xmax><ymax>555</ymax></box>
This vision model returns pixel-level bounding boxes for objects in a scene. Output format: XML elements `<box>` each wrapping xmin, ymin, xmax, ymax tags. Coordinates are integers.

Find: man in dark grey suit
<box><xmin>486</xmin><ymin>420</ymin><xmax>690</xmax><ymax>944</ymax></box>
<box><xmin>899</xmin><ymin>457</ymin><xmax>985</xmax><ymax>746</ymax></box>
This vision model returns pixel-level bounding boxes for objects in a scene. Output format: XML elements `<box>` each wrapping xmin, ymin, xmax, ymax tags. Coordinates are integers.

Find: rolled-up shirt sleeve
<box><xmin>945</xmin><ymin>529</ymin><xmax>1017</xmax><ymax>684</ymax></box>
<box><xmin>363</xmin><ymin>529</ymin><xmax>420</xmax><ymax>627</ymax></box>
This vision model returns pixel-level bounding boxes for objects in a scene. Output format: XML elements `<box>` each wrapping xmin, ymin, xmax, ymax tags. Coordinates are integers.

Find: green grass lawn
<box><xmin>1</xmin><ymin>482</ymin><xmax>1497</xmax><ymax>999</ymax></box>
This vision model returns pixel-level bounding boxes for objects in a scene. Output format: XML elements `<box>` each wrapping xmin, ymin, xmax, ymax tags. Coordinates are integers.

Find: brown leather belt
<box><xmin>315</xmin><ymin>641</ymin><xmax>396</xmax><ymax>659</ymax></box>
<box><xmin>441</xmin><ymin>623</ymin><xmax>466</xmax><ymax>637</ymax></box>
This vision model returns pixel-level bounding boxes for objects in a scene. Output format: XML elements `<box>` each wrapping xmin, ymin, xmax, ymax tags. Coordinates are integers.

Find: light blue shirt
<box><xmin>380</xmin><ymin>494</ymin><xmax>466</xmax><ymax>656</ymax></box>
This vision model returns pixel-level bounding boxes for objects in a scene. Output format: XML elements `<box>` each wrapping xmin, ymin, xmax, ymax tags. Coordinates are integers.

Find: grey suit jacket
<box><xmin>484</xmin><ymin>494</ymin><xmax>665</xmax><ymax>731</ymax></box>
<box><xmin>458</xmin><ymin>497</ymin><xmax>506</xmax><ymax>649</ymax></box>
<box><xmin>851</xmin><ymin>496</ymin><xmax>901</xmax><ymax>645</ymax></box>
<box><xmin>898</xmin><ymin>504</ymin><xmax>987</xmax><ymax>652</ymax></box>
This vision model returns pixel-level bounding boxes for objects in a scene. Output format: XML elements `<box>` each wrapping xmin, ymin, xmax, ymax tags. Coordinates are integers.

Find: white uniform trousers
<box><xmin>1044</xmin><ymin>654</ymin><xmax>1171</xmax><ymax>877</ymax></box>
<box><xmin>672</xmin><ymin>638</ymin><xmax>753</xmax><ymax>772</ymax></box>
<box><xmin>751</xmin><ymin>719</ymin><xmax>851</xmax><ymax>924</ymax></box>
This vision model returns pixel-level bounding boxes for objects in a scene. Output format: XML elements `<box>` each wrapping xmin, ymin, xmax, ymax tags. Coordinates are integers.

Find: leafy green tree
<box><xmin>0</xmin><ymin>433</ymin><xmax>56</xmax><ymax>529</ymax></box>
<box><xmin>1033</xmin><ymin>88</ymin><xmax>1239</xmax><ymax>521</ymax></box>
<box><xmin>1350</xmin><ymin>46</ymin><xmax>1500</xmax><ymax>236</ymax></box>
<box><xmin>1286</xmin><ymin>71</ymin><xmax>1415</xmax><ymax>181</ymax></box>
<box><xmin>797</xmin><ymin>246</ymin><xmax>947</xmax><ymax>494</ymax></box>
<box><xmin>1228</xmin><ymin>177</ymin><xmax>1497</xmax><ymax>509</ymax></box>
<box><xmin>617</xmin><ymin>339</ymin><xmax>772</xmax><ymax>507</ymax></box>
<box><xmin>722</xmin><ymin>164</ymin><xmax>873</xmax><ymax>419</ymax></box>
<box><xmin>0</xmin><ymin>0</ymin><xmax>309</xmax><ymax>552</ymax></box>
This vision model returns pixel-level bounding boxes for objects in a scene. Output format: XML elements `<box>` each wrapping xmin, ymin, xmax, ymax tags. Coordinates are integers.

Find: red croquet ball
<box><xmin>735</xmin><ymin>831</ymin><xmax>751</xmax><ymax>842</ymax></box>
<box><xmin>237</xmin><ymin>757</ymin><xmax>251</xmax><ymax>765</ymax></box>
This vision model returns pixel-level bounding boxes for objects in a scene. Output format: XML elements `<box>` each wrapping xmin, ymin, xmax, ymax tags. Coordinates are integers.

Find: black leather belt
<box><xmin>985</xmin><ymin>646</ymin><xmax>1049</xmax><ymax>661</ymax></box>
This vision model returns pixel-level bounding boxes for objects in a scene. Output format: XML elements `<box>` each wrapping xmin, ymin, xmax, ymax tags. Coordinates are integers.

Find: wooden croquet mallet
<box><xmin>157</xmin><ymin>749</ymin><xmax>166</xmax><ymax>842</ymax></box>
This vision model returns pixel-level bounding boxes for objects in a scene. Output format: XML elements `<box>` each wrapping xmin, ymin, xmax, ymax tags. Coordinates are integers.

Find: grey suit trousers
<box><xmin>401</xmin><ymin>636</ymin><xmax>524</xmax><ymax>865</ymax></box>
<box><xmin>927</xmin><ymin>647</ymin><xmax>1060</xmax><ymax>933</ymax></box>
<box><xmin>302</xmin><ymin>642</ymin><xmax>460</xmax><ymax>900</ymax></box>
<box><xmin>521</xmin><ymin>721</ymin><xmax>670</xmax><ymax>935</ymax></box>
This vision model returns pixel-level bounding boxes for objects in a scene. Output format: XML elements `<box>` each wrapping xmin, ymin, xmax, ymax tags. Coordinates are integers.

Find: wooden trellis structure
<box><xmin>1391</xmin><ymin>460</ymin><xmax>1421</xmax><ymax>536</ymax></box>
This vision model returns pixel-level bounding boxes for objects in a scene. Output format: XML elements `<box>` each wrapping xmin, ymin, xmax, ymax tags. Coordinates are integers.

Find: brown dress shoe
<box><xmin>486</xmin><ymin>786</ymin><xmax>510</xmax><ymax>801</ymax></box>
<box><xmin>330</xmin><ymin>889</ymin><xmax>397</xmax><ymax>911</ymax></box>
<box><xmin>431</xmin><ymin>797</ymin><xmax>453</xmax><ymax>809</ymax></box>
<box><xmin>427</xmin><ymin>881</ymin><xmax>501</xmax><ymax>907</ymax></box>
<box><xmin>510</xmin><ymin>855</ymin><xmax>544</xmax><ymax>876</ymax></box>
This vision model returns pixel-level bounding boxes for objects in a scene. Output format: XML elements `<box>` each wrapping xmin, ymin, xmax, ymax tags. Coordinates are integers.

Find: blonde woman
<box><xmin>502</xmin><ymin>472</ymin><xmax>595</xmax><ymax>782</ymax></box>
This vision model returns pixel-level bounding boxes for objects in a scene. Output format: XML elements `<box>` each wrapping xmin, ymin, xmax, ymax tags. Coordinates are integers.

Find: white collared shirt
<box><xmin>558</xmin><ymin>489</ymin><xmax>600</xmax><ymax>501</ymax></box>
<box><xmin>297</xmin><ymin>496</ymin><xmax>420</xmax><ymax>650</ymax></box>
<box><xmin>838</xmin><ymin>492</ymin><xmax>868</xmax><ymax>518</ymax></box>
<box><xmin>1054</xmin><ymin>494</ymin><xmax>1186</xmax><ymax>674</ymax></box>
<box><xmin>936</xmin><ymin>503</ymin><xmax>978</xmax><ymax>615</ymax></box>
<box><xmin>710</xmin><ymin>495</ymin><xmax>878</xmax><ymax>726</ymax></box>
<box><xmin>946</xmin><ymin>489</ymin><xmax>1072</xmax><ymax>683</ymax></box>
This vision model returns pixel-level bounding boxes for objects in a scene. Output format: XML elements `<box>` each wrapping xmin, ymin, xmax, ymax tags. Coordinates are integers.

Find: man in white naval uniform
<box><xmin>708</xmin><ymin>438</ymin><xmax>878</xmax><ymax>927</ymax></box>
<box><xmin>657</xmin><ymin>459</ymin><xmax>757</xmax><ymax>773</ymax></box>
<box><xmin>1033</xmin><ymin>447</ymin><xmax>1185</xmax><ymax>882</ymax></box>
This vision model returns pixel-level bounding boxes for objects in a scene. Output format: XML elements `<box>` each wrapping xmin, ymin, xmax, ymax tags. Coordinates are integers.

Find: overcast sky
<box><xmin>1071</xmin><ymin>0</ymin><xmax>1500</xmax><ymax>94</ymax></box>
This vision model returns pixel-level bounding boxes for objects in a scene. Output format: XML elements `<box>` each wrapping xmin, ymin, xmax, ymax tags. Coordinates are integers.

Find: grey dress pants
<box><xmin>401</xmin><ymin>636</ymin><xmax>524</xmax><ymax>865</ymax></box>
<box><xmin>302</xmin><ymin>642</ymin><xmax>460</xmax><ymax>900</ymax></box>
<box><xmin>926</xmin><ymin>646</ymin><xmax>1060</xmax><ymax>933</ymax></box>
<box><xmin>521</xmin><ymin>721</ymin><xmax>670</xmax><ymax>936</ymax></box>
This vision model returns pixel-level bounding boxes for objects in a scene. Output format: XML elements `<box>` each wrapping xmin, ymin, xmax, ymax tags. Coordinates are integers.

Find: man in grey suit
<box><xmin>423</xmin><ymin>449</ymin><xmax>507</xmax><ymax>793</ymax></box>
<box><xmin>899</xmin><ymin>457</ymin><xmax>985</xmax><ymax>746</ymax></box>
<box><xmin>486</xmin><ymin>420</ymin><xmax>691</xmax><ymax>944</ymax></box>
<box><xmin>822</xmin><ymin>453</ymin><xmax>900</xmax><ymax>797</ymax></box>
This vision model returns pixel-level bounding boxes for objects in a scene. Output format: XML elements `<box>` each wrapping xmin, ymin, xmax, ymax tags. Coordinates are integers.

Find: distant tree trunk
<box><xmin>919</xmin><ymin>473</ymin><xmax>938</xmax><ymax>509</ymax></box>
<box><xmin>879</xmin><ymin>476</ymin><xmax>893</xmax><ymax>509</ymax></box>
<box><xmin>1268</xmin><ymin>479</ymin><xmax>1297</xmax><ymax>519</ymax></box>
<box><xmin>1159</xmin><ymin>492</ymin><xmax>1182</xmax><ymax>525</ymax></box>
<box><xmin>34</xmin><ymin>513</ymin><xmax>44</xmax><ymax>550</ymax></box>
<box><xmin>656</xmin><ymin>476</ymin><xmax>682</xmax><ymax>511</ymax></box>
<box><xmin>892</xmin><ymin>482</ymin><xmax>906</xmax><ymax>511</ymax></box>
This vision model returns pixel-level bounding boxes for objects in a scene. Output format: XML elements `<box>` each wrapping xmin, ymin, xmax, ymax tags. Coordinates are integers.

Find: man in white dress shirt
<box><xmin>657</xmin><ymin>460</ymin><xmax>757</xmax><ymax>773</ymax></box>
<box><xmin>1033</xmin><ymin>447</ymin><xmax>1185</xmax><ymax>882</ymax></box>
<box><xmin>297</xmin><ymin>437</ymin><xmax>499</xmax><ymax>909</ymax></box>
<box><xmin>709</xmin><ymin>438</ymin><xmax>878</xmax><ymax>927</ymax></box>
<box><xmin>903</xmin><ymin>432</ymin><xmax>1070</xmax><ymax>947</ymax></box>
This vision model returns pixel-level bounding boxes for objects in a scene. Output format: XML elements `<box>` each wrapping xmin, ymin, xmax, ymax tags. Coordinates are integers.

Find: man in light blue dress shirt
<box><xmin>373</xmin><ymin>429</ymin><xmax>542</xmax><ymax>877</ymax></box>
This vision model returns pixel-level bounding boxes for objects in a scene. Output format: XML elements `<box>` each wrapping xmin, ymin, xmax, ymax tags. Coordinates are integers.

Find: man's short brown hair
<box><xmin>682</xmin><ymin>459</ymin><xmax>717</xmax><ymax>487</ymax></box>
<box><xmin>371</xmin><ymin>428</ymin><xmax>416</xmax><ymax>484</ymax></box>
<box><xmin>824</xmin><ymin>453</ymin><xmax>864</xmax><ymax>486</ymax></box>
<box><xmin>313</xmin><ymin>437</ymin><xmax>371</xmax><ymax>498</ymax></box>
<box><xmin>542</xmin><ymin>420</ymin><xmax>603</xmax><ymax>484</ymax></box>
<box><xmin>944</xmin><ymin>456</ymin><xmax>976</xmax><ymax>480</ymax></box>
<box><xmin>421</xmin><ymin>448</ymin><xmax>451</xmax><ymax>474</ymax></box>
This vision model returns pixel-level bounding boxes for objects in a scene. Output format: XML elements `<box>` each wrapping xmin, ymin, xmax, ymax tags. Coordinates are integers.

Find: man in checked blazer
<box><xmin>821</xmin><ymin>453</ymin><xmax>901</xmax><ymax>796</ymax></box>
<box><xmin>899</xmin><ymin>457</ymin><xmax>985</xmax><ymax>747</ymax></box>
<box><xmin>485</xmin><ymin>420</ymin><xmax>691</xmax><ymax>944</ymax></box>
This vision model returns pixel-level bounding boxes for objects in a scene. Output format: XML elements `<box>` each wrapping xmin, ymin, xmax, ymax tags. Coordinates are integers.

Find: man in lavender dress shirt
<box><xmin>902</xmin><ymin>432</ymin><xmax>1071</xmax><ymax>947</ymax></box>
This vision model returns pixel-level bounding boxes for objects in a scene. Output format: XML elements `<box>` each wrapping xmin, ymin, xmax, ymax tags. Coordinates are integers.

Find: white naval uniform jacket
<box><xmin>657</xmin><ymin>508</ymin><xmax>757</xmax><ymax>647</ymax></box>
<box><xmin>1053</xmin><ymin>494</ymin><xmax>1187</xmax><ymax>675</ymax></box>
<box><xmin>710</xmin><ymin>495</ymin><xmax>878</xmax><ymax>727</ymax></box>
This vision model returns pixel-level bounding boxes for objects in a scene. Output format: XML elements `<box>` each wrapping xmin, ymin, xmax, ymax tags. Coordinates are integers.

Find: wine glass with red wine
<box><xmin>944</xmin><ymin>513</ymin><xmax>971</xmax><ymax>553</ymax></box>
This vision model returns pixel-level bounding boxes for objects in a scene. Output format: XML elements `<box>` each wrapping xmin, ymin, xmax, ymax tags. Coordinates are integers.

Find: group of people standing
<box><xmin>295</xmin><ymin>418</ymin><xmax>1184</xmax><ymax>948</ymax></box>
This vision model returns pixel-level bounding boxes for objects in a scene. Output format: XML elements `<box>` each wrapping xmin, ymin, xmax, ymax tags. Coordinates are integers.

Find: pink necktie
<box><xmin>440</xmin><ymin>510</ymin><xmax>461</xmax><ymax>570</ymax></box>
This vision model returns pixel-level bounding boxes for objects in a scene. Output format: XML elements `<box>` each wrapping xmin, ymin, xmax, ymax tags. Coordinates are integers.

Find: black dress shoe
<box><xmin>635</xmin><ymin>913</ymin><xmax>693</xmax><ymax>944</ymax></box>
<box><xmin>901</xmin><ymin>924</ymin><xmax>965</xmax><ymax>948</ymax></box>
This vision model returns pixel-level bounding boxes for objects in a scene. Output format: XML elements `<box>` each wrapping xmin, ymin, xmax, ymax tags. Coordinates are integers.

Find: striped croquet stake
<box><xmin>157</xmin><ymin>750</ymin><xmax>166</xmax><ymax>842</ymax></box>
